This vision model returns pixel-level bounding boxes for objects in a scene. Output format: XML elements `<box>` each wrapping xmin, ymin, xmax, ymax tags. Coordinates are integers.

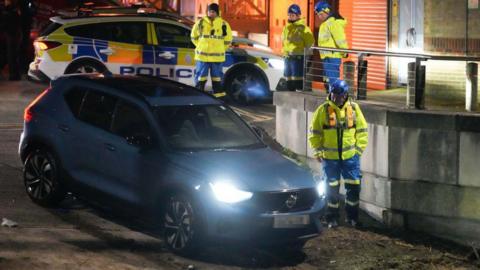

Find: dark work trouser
<box><xmin>284</xmin><ymin>55</ymin><xmax>304</xmax><ymax>91</ymax></box>
<box><xmin>323</xmin><ymin>154</ymin><xmax>362</xmax><ymax>222</ymax></box>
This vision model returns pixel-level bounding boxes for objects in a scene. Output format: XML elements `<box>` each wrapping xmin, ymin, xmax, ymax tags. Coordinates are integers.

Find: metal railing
<box><xmin>303</xmin><ymin>47</ymin><xmax>480</xmax><ymax>112</ymax></box>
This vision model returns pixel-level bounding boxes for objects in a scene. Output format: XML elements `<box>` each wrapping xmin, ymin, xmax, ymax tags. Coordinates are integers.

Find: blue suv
<box><xmin>19</xmin><ymin>74</ymin><xmax>326</xmax><ymax>253</ymax></box>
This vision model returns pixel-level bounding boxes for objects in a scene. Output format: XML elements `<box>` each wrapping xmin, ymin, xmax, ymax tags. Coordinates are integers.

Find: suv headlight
<box><xmin>269</xmin><ymin>58</ymin><xmax>285</xmax><ymax>70</ymax></box>
<box><xmin>210</xmin><ymin>182</ymin><xmax>253</xmax><ymax>203</ymax></box>
<box><xmin>316</xmin><ymin>180</ymin><xmax>327</xmax><ymax>197</ymax></box>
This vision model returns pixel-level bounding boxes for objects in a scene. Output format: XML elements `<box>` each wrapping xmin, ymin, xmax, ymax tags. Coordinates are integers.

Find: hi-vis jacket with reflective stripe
<box><xmin>281</xmin><ymin>18</ymin><xmax>315</xmax><ymax>57</ymax></box>
<box><xmin>318</xmin><ymin>16</ymin><xmax>348</xmax><ymax>59</ymax></box>
<box><xmin>191</xmin><ymin>16</ymin><xmax>233</xmax><ymax>62</ymax></box>
<box><xmin>308</xmin><ymin>98</ymin><xmax>368</xmax><ymax>160</ymax></box>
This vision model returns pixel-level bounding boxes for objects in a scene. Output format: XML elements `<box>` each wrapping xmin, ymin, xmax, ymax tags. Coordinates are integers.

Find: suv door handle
<box><xmin>58</xmin><ymin>124</ymin><xmax>70</xmax><ymax>132</ymax></box>
<box><xmin>158</xmin><ymin>51</ymin><xmax>175</xmax><ymax>59</ymax></box>
<box><xmin>99</xmin><ymin>47</ymin><xmax>115</xmax><ymax>55</ymax></box>
<box><xmin>104</xmin><ymin>143</ymin><xmax>116</xmax><ymax>151</ymax></box>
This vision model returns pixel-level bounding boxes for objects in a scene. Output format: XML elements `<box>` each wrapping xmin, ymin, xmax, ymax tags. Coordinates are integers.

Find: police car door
<box><xmin>150</xmin><ymin>21</ymin><xmax>195</xmax><ymax>85</ymax></box>
<box><xmin>102</xmin><ymin>21</ymin><xmax>153</xmax><ymax>76</ymax></box>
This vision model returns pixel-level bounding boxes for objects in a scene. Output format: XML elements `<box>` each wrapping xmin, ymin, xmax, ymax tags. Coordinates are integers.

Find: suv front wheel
<box><xmin>163</xmin><ymin>193</ymin><xmax>203</xmax><ymax>254</ymax></box>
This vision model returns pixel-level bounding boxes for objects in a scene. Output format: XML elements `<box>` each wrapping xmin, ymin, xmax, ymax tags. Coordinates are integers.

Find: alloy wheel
<box><xmin>164</xmin><ymin>196</ymin><xmax>195</xmax><ymax>251</ymax></box>
<box><xmin>74</xmin><ymin>65</ymin><xmax>100</xmax><ymax>74</ymax></box>
<box><xmin>24</xmin><ymin>152</ymin><xmax>55</xmax><ymax>201</ymax></box>
<box><xmin>230</xmin><ymin>73</ymin><xmax>255</xmax><ymax>103</ymax></box>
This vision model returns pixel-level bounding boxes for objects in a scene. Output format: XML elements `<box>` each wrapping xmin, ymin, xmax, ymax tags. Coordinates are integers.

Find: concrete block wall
<box><xmin>274</xmin><ymin>91</ymin><xmax>480</xmax><ymax>245</ymax></box>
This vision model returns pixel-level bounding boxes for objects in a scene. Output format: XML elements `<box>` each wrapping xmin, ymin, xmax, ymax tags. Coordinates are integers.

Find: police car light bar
<box><xmin>137</xmin><ymin>7</ymin><xmax>157</xmax><ymax>14</ymax></box>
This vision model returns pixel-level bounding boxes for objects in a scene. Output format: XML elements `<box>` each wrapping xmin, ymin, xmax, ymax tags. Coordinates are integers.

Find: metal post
<box><xmin>303</xmin><ymin>47</ymin><xmax>311</xmax><ymax>91</ymax></box>
<box><xmin>356</xmin><ymin>54</ymin><xmax>368</xmax><ymax>100</ymax></box>
<box><xmin>414</xmin><ymin>58</ymin><xmax>426</xmax><ymax>109</ymax></box>
<box><xmin>407</xmin><ymin>62</ymin><xmax>415</xmax><ymax>108</ymax></box>
<box><xmin>466</xmin><ymin>62</ymin><xmax>478</xmax><ymax>111</ymax></box>
<box><xmin>343</xmin><ymin>61</ymin><xmax>356</xmax><ymax>98</ymax></box>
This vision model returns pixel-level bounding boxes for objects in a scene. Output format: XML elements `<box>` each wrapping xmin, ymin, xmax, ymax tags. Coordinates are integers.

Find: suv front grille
<box><xmin>244</xmin><ymin>188</ymin><xmax>318</xmax><ymax>214</ymax></box>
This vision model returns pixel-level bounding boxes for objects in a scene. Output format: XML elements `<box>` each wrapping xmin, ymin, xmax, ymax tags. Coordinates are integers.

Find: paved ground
<box><xmin>0</xmin><ymin>79</ymin><xmax>479</xmax><ymax>269</ymax></box>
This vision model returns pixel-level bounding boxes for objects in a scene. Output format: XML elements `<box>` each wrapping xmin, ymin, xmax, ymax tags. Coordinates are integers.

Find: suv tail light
<box><xmin>24</xmin><ymin>88</ymin><xmax>50</xmax><ymax>123</ymax></box>
<box><xmin>34</xmin><ymin>41</ymin><xmax>62</xmax><ymax>51</ymax></box>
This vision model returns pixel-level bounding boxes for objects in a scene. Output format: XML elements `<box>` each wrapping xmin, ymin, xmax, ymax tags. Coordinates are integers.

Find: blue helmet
<box><xmin>288</xmin><ymin>4</ymin><xmax>301</xmax><ymax>15</ymax></box>
<box><xmin>329</xmin><ymin>79</ymin><xmax>349</xmax><ymax>95</ymax></box>
<box><xmin>314</xmin><ymin>1</ymin><xmax>331</xmax><ymax>14</ymax></box>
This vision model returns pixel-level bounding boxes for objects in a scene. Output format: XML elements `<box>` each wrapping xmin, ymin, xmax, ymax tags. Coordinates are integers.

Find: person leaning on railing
<box><xmin>314</xmin><ymin>1</ymin><xmax>348</xmax><ymax>91</ymax></box>
<box><xmin>281</xmin><ymin>4</ymin><xmax>314</xmax><ymax>91</ymax></box>
<box><xmin>308</xmin><ymin>79</ymin><xmax>368</xmax><ymax>229</ymax></box>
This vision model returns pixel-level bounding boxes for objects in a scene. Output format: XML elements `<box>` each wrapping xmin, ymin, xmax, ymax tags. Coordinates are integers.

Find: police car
<box><xmin>28</xmin><ymin>10</ymin><xmax>285</xmax><ymax>103</ymax></box>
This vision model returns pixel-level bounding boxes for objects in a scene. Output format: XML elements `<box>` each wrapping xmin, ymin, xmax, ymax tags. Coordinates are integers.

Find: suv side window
<box><xmin>111</xmin><ymin>101</ymin><xmax>152</xmax><ymax>141</ymax></box>
<box><xmin>65</xmin><ymin>88</ymin><xmax>86</xmax><ymax>117</ymax></box>
<box><xmin>154</xmin><ymin>23</ymin><xmax>194</xmax><ymax>48</ymax></box>
<box><xmin>78</xmin><ymin>90</ymin><xmax>117</xmax><ymax>131</ymax></box>
<box><xmin>65</xmin><ymin>22</ymin><xmax>147</xmax><ymax>44</ymax></box>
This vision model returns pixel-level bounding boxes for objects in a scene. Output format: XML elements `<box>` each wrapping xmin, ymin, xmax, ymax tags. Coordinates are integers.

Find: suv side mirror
<box><xmin>126</xmin><ymin>133</ymin><xmax>152</xmax><ymax>147</ymax></box>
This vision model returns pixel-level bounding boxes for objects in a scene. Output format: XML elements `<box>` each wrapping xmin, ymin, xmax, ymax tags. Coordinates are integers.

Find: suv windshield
<box><xmin>155</xmin><ymin>105</ymin><xmax>263</xmax><ymax>151</ymax></box>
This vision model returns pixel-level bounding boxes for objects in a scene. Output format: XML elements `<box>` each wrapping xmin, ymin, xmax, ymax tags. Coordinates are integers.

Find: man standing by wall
<box><xmin>308</xmin><ymin>79</ymin><xmax>368</xmax><ymax>228</ymax></box>
<box><xmin>314</xmin><ymin>1</ymin><xmax>348</xmax><ymax>90</ymax></box>
<box><xmin>281</xmin><ymin>4</ymin><xmax>314</xmax><ymax>92</ymax></box>
<box><xmin>191</xmin><ymin>3</ymin><xmax>232</xmax><ymax>97</ymax></box>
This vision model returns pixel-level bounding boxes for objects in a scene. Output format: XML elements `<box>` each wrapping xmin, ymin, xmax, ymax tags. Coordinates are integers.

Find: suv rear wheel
<box><xmin>23</xmin><ymin>148</ymin><xmax>66</xmax><ymax>207</ymax></box>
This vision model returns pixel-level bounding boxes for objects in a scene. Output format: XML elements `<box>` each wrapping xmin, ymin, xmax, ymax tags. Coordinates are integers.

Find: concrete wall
<box><xmin>274</xmin><ymin>91</ymin><xmax>480</xmax><ymax>245</ymax></box>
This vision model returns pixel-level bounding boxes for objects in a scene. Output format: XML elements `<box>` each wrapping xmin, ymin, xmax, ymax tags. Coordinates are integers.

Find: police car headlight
<box><xmin>210</xmin><ymin>182</ymin><xmax>253</xmax><ymax>203</ymax></box>
<box><xmin>269</xmin><ymin>59</ymin><xmax>285</xmax><ymax>70</ymax></box>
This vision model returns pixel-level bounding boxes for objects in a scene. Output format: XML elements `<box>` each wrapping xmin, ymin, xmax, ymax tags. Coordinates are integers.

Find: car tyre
<box><xmin>65</xmin><ymin>60</ymin><xmax>107</xmax><ymax>75</ymax></box>
<box><xmin>224</xmin><ymin>68</ymin><xmax>268</xmax><ymax>105</ymax></box>
<box><xmin>162</xmin><ymin>192</ymin><xmax>203</xmax><ymax>255</ymax></box>
<box><xmin>23</xmin><ymin>148</ymin><xmax>66</xmax><ymax>207</ymax></box>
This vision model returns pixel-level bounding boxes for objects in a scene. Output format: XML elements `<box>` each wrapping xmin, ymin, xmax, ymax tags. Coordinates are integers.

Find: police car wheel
<box><xmin>65</xmin><ymin>60</ymin><xmax>107</xmax><ymax>75</ymax></box>
<box><xmin>225</xmin><ymin>70</ymin><xmax>267</xmax><ymax>104</ymax></box>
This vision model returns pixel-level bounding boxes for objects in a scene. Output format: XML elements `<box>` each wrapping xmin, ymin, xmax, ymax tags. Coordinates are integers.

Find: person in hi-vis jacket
<box><xmin>191</xmin><ymin>3</ymin><xmax>232</xmax><ymax>97</ymax></box>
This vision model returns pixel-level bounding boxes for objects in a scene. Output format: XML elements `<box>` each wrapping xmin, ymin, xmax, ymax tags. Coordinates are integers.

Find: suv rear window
<box><xmin>65</xmin><ymin>22</ymin><xmax>147</xmax><ymax>44</ymax></box>
<box><xmin>40</xmin><ymin>23</ymin><xmax>63</xmax><ymax>36</ymax></box>
<box><xmin>78</xmin><ymin>90</ymin><xmax>117</xmax><ymax>131</ymax></box>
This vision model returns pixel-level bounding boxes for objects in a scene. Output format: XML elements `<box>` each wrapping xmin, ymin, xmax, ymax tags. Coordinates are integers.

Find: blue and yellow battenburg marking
<box><xmin>46</xmin><ymin>32</ymin><xmax>270</xmax><ymax>80</ymax></box>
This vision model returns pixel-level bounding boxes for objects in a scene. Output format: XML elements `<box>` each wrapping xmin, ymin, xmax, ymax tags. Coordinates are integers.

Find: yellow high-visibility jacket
<box><xmin>308</xmin><ymin>98</ymin><xmax>368</xmax><ymax>160</ymax></box>
<box><xmin>191</xmin><ymin>16</ymin><xmax>233</xmax><ymax>62</ymax></box>
<box><xmin>281</xmin><ymin>18</ymin><xmax>314</xmax><ymax>57</ymax></box>
<box><xmin>318</xmin><ymin>16</ymin><xmax>348</xmax><ymax>59</ymax></box>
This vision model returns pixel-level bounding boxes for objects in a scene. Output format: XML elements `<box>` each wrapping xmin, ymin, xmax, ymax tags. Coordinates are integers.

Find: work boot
<box><xmin>345</xmin><ymin>218</ymin><xmax>363</xmax><ymax>229</ymax></box>
<box><xmin>195</xmin><ymin>80</ymin><xmax>207</xmax><ymax>91</ymax></box>
<box><xmin>212</xmin><ymin>81</ymin><xmax>227</xmax><ymax>99</ymax></box>
<box><xmin>327</xmin><ymin>219</ymin><xmax>338</xmax><ymax>229</ymax></box>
